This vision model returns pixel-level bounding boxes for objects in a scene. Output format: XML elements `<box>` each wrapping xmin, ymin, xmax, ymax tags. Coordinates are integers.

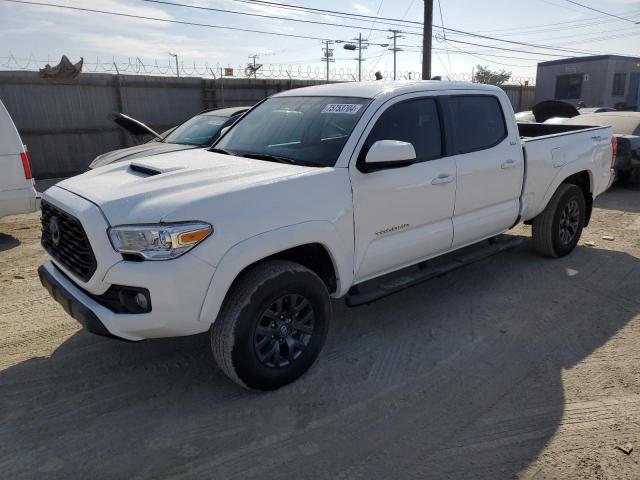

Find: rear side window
<box><xmin>449</xmin><ymin>96</ymin><xmax>507</xmax><ymax>154</ymax></box>
<box><xmin>363</xmin><ymin>98</ymin><xmax>442</xmax><ymax>163</ymax></box>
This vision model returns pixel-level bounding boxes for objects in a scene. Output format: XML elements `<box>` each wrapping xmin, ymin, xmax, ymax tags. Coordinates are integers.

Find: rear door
<box><xmin>445</xmin><ymin>94</ymin><xmax>524</xmax><ymax>248</ymax></box>
<box><xmin>350</xmin><ymin>94</ymin><xmax>456</xmax><ymax>282</ymax></box>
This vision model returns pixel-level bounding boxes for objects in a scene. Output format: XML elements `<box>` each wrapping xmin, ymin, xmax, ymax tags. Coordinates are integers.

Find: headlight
<box><xmin>108</xmin><ymin>222</ymin><xmax>213</xmax><ymax>260</ymax></box>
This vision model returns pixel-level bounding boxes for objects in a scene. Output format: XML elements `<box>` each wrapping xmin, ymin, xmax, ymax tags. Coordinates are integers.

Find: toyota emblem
<box><xmin>49</xmin><ymin>216</ymin><xmax>61</xmax><ymax>246</ymax></box>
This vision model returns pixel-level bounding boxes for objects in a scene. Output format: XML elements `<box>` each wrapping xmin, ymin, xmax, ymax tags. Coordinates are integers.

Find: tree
<box><xmin>473</xmin><ymin>65</ymin><xmax>512</xmax><ymax>86</ymax></box>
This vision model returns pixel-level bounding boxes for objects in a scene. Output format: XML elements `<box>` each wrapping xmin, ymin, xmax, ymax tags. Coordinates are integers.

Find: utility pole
<box><xmin>356</xmin><ymin>33</ymin><xmax>362</xmax><ymax>81</ymax></box>
<box><xmin>422</xmin><ymin>0</ymin><xmax>433</xmax><ymax>80</ymax></box>
<box><xmin>321</xmin><ymin>40</ymin><xmax>334</xmax><ymax>82</ymax></box>
<box><xmin>168</xmin><ymin>52</ymin><xmax>179</xmax><ymax>77</ymax></box>
<box><xmin>248</xmin><ymin>54</ymin><xmax>259</xmax><ymax>78</ymax></box>
<box><xmin>387</xmin><ymin>30</ymin><xmax>403</xmax><ymax>81</ymax></box>
<box><xmin>339</xmin><ymin>36</ymin><xmax>388</xmax><ymax>82</ymax></box>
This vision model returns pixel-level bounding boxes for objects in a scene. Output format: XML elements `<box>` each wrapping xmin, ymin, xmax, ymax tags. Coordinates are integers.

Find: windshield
<box><xmin>164</xmin><ymin>114</ymin><xmax>229</xmax><ymax>146</ymax></box>
<box><xmin>214</xmin><ymin>96</ymin><xmax>371</xmax><ymax>167</ymax></box>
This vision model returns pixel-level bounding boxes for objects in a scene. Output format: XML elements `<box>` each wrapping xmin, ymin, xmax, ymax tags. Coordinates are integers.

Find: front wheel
<box><xmin>211</xmin><ymin>260</ymin><xmax>331</xmax><ymax>390</ymax></box>
<box><xmin>532</xmin><ymin>184</ymin><xmax>586</xmax><ymax>257</ymax></box>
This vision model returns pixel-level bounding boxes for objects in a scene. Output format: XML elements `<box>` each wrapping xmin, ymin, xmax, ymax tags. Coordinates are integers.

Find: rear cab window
<box><xmin>448</xmin><ymin>95</ymin><xmax>507</xmax><ymax>154</ymax></box>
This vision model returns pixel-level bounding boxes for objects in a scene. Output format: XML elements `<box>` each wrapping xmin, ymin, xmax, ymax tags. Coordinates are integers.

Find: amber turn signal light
<box><xmin>177</xmin><ymin>226</ymin><xmax>213</xmax><ymax>246</ymax></box>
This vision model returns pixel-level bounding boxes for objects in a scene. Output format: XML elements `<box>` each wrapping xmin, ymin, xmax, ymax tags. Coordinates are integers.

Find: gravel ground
<box><xmin>1</xmin><ymin>187</ymin><xmax>639</xmax><ymax>479</ymax></box>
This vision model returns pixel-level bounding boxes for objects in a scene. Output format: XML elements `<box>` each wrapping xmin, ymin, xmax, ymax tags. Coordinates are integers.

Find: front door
<box><xmin>350</xmin><ymin>95</ymin><xmax>456</xmax><ymax>283</ymax></box>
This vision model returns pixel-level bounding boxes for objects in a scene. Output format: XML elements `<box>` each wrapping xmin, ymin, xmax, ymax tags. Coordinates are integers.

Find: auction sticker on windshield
<box><xmin>321</xmin><ymin>104</ymin><xmax>363</xmax><ymax>114</ymax></box>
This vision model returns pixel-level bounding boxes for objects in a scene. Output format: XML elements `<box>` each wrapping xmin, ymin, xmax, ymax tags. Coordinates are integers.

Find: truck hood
<box><xmin>56</xmin><ymin>149</ymin><xmax>317</xmax><ymax>225</ymax></box>
<box><xmin>89</xmin><ymin>142</ymin><xmax>199</xmax><ymax>169</ymax></box>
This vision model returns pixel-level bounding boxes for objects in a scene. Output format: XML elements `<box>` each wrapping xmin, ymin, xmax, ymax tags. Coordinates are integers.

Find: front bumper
<box><xmin>38</xmin><ymin>263</ymin><xmax>122</xmax><ymax>340</ymax></box>
<box><xmin>39</xmin><ymin>259</ymin><xmax>215</xmax><ymax>341</ymax></box>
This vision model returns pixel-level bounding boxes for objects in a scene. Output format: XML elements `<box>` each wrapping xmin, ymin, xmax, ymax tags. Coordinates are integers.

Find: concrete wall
<box><xmin>0</xmin><ymin>71</ymin><xmax>536</xmax><ymax>179</ymax></box>
<box><xmin>0</xmin><ymin>72</ymin><xmax>334</xmax><ymax>179</ymax></box>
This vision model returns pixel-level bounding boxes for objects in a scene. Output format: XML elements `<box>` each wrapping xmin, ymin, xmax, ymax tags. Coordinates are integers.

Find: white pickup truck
<box><xmin>39</xmin><ymin>81</ymin><xmax>615</xmax><ymax>390</ymax></box>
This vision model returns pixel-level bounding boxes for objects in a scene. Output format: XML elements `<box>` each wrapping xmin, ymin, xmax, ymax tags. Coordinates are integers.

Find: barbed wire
<box><xmin>0</xmin><ymin>54</ymin><xmax>536</xmax><ymax>85</ymax></box>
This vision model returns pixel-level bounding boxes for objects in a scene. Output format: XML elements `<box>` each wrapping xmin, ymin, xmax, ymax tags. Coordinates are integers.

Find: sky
<box><xmin>1</xmin><ymin>0</ymin><xmax>639</xmax><ymax>82</ymax></box>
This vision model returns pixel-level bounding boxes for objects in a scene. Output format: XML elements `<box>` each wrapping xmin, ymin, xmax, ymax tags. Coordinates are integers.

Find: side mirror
<box><xmin>219</xmin><ymin>125</ymin><xmax>231</xmax><ymax>137</ymax></box>
<box><xmin>362</xmin><ymin>140</ymin><xmax>416</xmax><ymax>172</ymax></box>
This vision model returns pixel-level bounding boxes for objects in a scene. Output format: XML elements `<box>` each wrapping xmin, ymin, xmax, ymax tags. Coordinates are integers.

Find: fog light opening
<box><xmin>135</xmin><ymin>292</ymin><xmax>149</xmax><ymax>311</ymax></box>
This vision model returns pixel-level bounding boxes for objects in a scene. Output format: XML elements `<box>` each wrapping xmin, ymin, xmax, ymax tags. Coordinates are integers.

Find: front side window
<box><xmin>612</xmin><ymin>73</ymin><xmax>626</xmax><ymax>96</ymax></box>
<box><xmin>215</xmin><ymin>96</ymin><xmax>371</xmax><ymax>167</ymax></box>
<box><xmin>362</xmin><ymin>98</ymin><xmax>443</xmax><ymax>163</ymax></box>
<box><xmin>555</xmin><ymin>74</ymin><xmax>583</xmax><ymax>100</ymax></box>
<box><xmin>449</xmin><ymin>95</ymin><xmax>507</xmax><ymax>154</ymax></box>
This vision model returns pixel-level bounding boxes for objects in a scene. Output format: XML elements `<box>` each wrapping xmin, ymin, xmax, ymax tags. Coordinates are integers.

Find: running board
<box><xmin>345</xmin><ymin>236</ymin><xmax>523</xmax><ymax>307</ymax></box>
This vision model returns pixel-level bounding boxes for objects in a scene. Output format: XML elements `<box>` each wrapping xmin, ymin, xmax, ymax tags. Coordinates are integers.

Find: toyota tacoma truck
<box><xmin>38</xmin><ymin>81</ymin><xmax>615</xmax><ymax>390</ymax></box>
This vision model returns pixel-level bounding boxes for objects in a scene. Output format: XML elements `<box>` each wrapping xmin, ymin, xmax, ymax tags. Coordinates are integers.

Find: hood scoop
<box><xmin>129</xmin><ymin>161</ymin><xmax>187</xmax><ymax>177</ymax></box>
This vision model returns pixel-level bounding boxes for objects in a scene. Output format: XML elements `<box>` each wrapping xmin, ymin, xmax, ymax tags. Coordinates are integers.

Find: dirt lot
<box><xmin>1</xmin><ymin>188</ymin><xmax>639</xmax><ymax>479</ymax></box>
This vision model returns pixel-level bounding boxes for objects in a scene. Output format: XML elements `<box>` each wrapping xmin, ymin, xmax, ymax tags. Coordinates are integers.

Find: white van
<box><xmin>0</xmin><ymin>99</ymin><xmax>38</xmax><ymax>220</ymax></box>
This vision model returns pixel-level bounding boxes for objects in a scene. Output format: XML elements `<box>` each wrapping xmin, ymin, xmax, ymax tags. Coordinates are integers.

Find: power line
<box><xmin>372</xmin><ymin>0</ymin><xmax>414</xmax><ymax>72</ymax></box>
<box><xmin>8</xmin><ymin>0</ymin><xmax>627</xmax><ymax>62</ymax></box>
<box><xmin>1</xmin><ymin>0</ymin><xmax>345</xmax><ymax>41</ymax></box>
<box><xmin>367</xmin><ymin>0</ymin><xmax>385</xmax><ymax>38</ymax></box>
<box><xmin>399</xmin><ymin>38</ymin><xmax>577</xmax><ymax>57</ymax></box>
<box><xmin>436</xmin><ymin>0</ymin><xmax>452</xmax><ymax>76</ymax></box>
<box><xmin>139</xmin><ymin>0</ymin><xmax>415</xmax><ymax>34</ymax></box>
<box><xmin>427</xmin><ymin>25</ymin><xmax>605</xmax><ymax>55</ymax></box>
<box><xmin>473</xmin><ymin>10</ymin><xmax>640</xmax><ymax>36</ymax></box>
<box><xmin>227</xmin><ymin>0</ymin><xmax>423</xmax><ymax>27</ymax></box>
<box><xmin>225</xmin><ymin>0</ymin><xmax>609</xmax><ymax>56</ymax></box>
<box><xmin>561</xmin><ymin>0</ymin><xmax>640</xmax><ymax>24</ymax></box>
<box><xmin>445</xmin><ymin>42</ymin><xmax>537</xmax><ymax>68</ymax></box>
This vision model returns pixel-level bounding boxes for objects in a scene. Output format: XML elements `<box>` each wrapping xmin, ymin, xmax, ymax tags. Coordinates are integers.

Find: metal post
<box><xmin>387</xmin><ymin>30</ymin><xmax>403</xmax><ymax>81</ymax></box>
<box><xmin>248</xmin><ymin>54</ymin><xmax>259</xmax><ymax>78</ymax></box>
<box><xmin>169</xmin><ymin>52</ymin><xmax>179</xmax><ymax>77</ymax></box>
<box><xmin>422</xmin><ymin>0</ymin><xmax>433</xmax><ymax>80</ymax></box>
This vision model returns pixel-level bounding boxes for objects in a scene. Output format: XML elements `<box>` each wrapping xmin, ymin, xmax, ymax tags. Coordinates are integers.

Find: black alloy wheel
<box><xmin>253</xmin><ymin>294</ymin><xmax>315</xmax><ymax>368</ymax></box>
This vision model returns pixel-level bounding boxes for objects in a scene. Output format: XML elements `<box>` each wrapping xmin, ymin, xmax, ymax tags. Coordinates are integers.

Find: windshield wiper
<box><xmin>210</xmin><ymin>147</ymin><xmax>237</xmax><ymax>155</ymax></box>
<box><xmin>240</xmin><ymin>153</ymin><xmax>297</xmax><ymax>165</ymax></box>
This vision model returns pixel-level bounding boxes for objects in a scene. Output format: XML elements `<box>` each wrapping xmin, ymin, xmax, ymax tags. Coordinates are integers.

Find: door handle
<box><xmin>501</xmin><ymin>159</ymin><xmax>518</xmax><ymax>169</ymax></box>
<box><xmin>431</xmin><ymin>174</ymin><xmax>455</xmax><ymax>185</ymax></box>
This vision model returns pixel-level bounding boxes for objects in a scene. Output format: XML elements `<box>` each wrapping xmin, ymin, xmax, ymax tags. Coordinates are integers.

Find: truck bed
<box><xmin>518</xmin><ymin>122</ymin><xmax>613</xmax><ymax>223</ymax></box>
<box><xmin>518</xmin><ymin>122</ymin><xmax>601</xmax><ymax>139</ymax></box>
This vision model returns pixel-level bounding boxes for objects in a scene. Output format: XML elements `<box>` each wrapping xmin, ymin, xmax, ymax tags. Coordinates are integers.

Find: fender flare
<box><xmin>198</xmin><ymin>221</ymin><xmax>354</xmax><ymax>324</ymax></box>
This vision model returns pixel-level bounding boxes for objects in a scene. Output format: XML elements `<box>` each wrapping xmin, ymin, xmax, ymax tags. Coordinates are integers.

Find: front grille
<box><xmin>41</xmin><ymin>200</ymin><xmax>97</xmax><ymax>282</ymax></box>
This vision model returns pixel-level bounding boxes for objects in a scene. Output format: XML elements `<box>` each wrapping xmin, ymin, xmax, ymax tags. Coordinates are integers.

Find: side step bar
<box><xmin>345</xmin><ymin>236</ymin><xmax>523</xmax><ymax>307</ymax></box>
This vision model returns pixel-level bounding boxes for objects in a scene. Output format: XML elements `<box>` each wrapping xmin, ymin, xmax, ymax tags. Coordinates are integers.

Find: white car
<box><xmin>38</xmin><ymin>81</ymin><xmax>615</xmax><ymax>390</ymax></box>
<box><xmin>0</xmin><ymin>99</ymin><xmax>38</xmax><ymax>221</ymax></box>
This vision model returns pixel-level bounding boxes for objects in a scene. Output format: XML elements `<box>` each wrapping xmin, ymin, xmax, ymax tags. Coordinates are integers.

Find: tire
<box><xmin>211</xmin><ymin>260</ymin><xmax>331</xmax><ymax>391</ymax></box>
<box><xmin>532</xmin><ymin>183</ymin><xmax>586</xmax><ymax>258</ymax></box>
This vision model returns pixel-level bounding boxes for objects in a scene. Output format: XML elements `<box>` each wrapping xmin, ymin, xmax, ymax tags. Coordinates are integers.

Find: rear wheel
<box><xmin>532</xmin><ymin>184</ymin><xmax>586</xmax><ymax>257</ymax></box>
<box><xmin>211</xmin><ymin>260</ymin><xmax>331</xmax><ymax>390</ymax></box>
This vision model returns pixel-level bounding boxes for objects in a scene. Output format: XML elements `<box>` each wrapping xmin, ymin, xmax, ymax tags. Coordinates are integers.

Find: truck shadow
<box><xmin>1</xmin><ymin>240</ymin><xmax>638</xmax><ymax>479</ymax></box>
<box><xmin>0</xmin><ymin>232</ymin><xmax>20</xmax><ymax>252</ymax></box>
<box><xmin>595</xmin><ymin>185</ymin><xmax>640</xmax><ymax>213</ymax></box>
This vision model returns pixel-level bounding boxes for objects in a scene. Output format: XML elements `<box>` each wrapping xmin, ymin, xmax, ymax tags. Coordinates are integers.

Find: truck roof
<box><xmin>274</xmin><ymin>80</ymin><xmax>501</xmax><ymax>99</ymax></box>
